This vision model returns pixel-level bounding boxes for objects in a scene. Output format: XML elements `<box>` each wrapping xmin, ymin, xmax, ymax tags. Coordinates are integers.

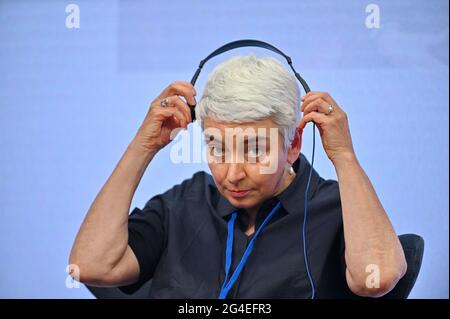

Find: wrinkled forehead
<box><xmin>204</xmin><ymin>128</ymin><xmax>278</xmax><ymax>143</ymax></box>
<box><xmin>203</xmin><ymin>120</ymin><xmax>279</xmax><ymax>143</ymax></box>
<box><xmin>202</xmin><ymin>118</ymin><xmax>281</xmax><ymax>143</ymax></box>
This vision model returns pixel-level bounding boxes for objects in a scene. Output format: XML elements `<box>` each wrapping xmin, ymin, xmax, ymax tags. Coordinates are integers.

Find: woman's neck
<box><xmin>245</xmin><ymin>169</ymin><xmax>296</xmax><ymax>236</ymax></box>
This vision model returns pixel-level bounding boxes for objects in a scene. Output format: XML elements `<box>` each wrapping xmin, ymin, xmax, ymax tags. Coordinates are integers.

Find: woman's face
<box><xmin>203</xmin><ymin>117</ymin><xmax>302</xmax><ymax>211</ymax></box>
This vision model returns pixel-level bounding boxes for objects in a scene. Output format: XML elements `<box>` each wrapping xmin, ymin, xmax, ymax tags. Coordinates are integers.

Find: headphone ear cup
<box><xmin>189</xmin><ymin>104</ymin><xmax>196</xmax><ymax>122</ymax></box>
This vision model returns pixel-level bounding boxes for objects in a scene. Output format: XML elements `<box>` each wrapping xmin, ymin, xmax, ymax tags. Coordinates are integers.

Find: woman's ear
<box><xmin>287</xmin><ymin>128</ymin><xmax>302</xmax><ymax>164</ymax></box>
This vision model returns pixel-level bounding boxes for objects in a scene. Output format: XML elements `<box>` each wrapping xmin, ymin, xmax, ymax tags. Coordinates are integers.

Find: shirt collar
<box><xmin>214</xmin><ymin>153</ymin><xmax>321</xmax><ymax>218</ymax></box>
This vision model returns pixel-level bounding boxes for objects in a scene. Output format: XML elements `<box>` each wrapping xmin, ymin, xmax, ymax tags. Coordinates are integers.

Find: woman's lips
<box><xmin>228</xmin><ymin>189</ymin><xmax>251</xmax><ymax>198</ymax></box>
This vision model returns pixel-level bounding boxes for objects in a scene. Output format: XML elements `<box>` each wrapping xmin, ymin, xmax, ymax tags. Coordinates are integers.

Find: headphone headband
<box><xmin>188</xmin><ymin>39</ymin><xmax>310</xmax><ymax>121</ymax></box>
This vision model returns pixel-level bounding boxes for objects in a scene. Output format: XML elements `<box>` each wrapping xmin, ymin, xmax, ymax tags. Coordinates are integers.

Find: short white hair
<box><xmin>196</xmin><ymin>54</ymin><xmax>301</xmax><ymax>150</ymax></box>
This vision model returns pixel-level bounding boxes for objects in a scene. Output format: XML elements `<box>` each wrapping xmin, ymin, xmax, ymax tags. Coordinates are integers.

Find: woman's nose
<box><xmin>226</xmin><ymin>162</ymin><xmax>246</xmax><ymax>184</ymax></box>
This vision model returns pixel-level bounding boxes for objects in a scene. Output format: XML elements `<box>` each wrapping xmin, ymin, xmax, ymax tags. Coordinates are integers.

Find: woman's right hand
<box><xmin>130</xmin><ymin>81</ymin><xmax>197</xmax><ymax>154</ymax></box>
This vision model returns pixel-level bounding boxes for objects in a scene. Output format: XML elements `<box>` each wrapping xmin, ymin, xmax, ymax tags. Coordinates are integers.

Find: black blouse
<box><xmin>119</xmin><ymin>153</ymin><xmax>358</xmax><ymax>298</ymax></box>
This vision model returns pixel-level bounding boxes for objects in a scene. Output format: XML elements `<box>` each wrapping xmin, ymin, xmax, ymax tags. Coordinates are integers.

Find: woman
<box><xmin>69</xmin><ymin>55</ymin><xmax>406</xmax><ymax>298</ymax></box>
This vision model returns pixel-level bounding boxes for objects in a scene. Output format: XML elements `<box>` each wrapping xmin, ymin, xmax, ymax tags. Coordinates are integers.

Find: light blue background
<box><xmin>0</xmin><ymin>0</ymin><xmax>448</xmax><ymax>298</ymax></box>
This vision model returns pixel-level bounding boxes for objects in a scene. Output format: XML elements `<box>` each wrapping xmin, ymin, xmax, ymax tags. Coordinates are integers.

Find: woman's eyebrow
<box><xmin>204</xmin><ymin>134</ymin><xmax>223</xmax><ymax>144</ymax></box>
<box><xmin>242</xmin><ymin>136</ymin><xmax>270</xmax><ymax>144</ymax></box>
<box><xmin>204</xmin><ymin>135</ymin><xmax>270</xmax><ymax>143</ymax></box>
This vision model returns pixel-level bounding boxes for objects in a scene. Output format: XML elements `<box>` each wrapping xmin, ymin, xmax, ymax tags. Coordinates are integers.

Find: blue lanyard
<box><xmin>218</xmin><ymin>200</ymin><xmax>282</xmax><ymax>299</ymax></box>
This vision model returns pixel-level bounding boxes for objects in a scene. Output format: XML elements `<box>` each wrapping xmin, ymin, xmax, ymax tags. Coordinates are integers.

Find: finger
<box><xmin>298</xmin><ymin>111</ymin><xmax>329</xmax><ymax>131</ymax></box>
<box><xmin>162</xmin><ymin>81</ymin><xmax>196</xmax><ymax>96</ymax></box>
<box><xmin>157</xmin><ymin>105</ymin><xmax>188</xmax><ymax>128</ymax></box>
<box><xmin>169</xmin><ymin>95</ymin><xmax>192</xmax><ymax>124</ymax></box>
<box><xmin>301</xmin><ymin>94</ymin><xmax>323</xmax><ymax>112</ymax></box>
<box><xmin>303</xmin><ymin>98</ymin><xmax>331</xmax><ymax>115</ymax></box>
<box><xmin>170</xmin><ymin>81</ymin><xmax>197</xmax><ymax>104</ymax></box>
<box><xmin>301</xmin><ymin>91</ymin><xmax>330</xmax><ymax>101</ymax></box>
<box><xmin>301</xmin><ymin>91</ymin><xmax>317</xmax><ymax>102</ymax></box>
<box><xmin>301</xmin><ymin>92</ymin><xmax>338</xmax><ymax>111</ymax></box>
<box><xmin>174</xmin><ymin>80</ymin><xmax>197</xmax><ymax>97</ymax></box>
<box><xmin>158</xmin><ymin>81</ymin><xmax>196</xmax><ymax>106</ymax></box>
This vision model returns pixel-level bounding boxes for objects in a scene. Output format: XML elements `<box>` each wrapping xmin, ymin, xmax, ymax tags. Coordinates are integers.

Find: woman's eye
<box><xmin>247</xmin><ymin>147</ymin><xmax>259</xmax><ymax>157</ymax></box>
<box><xmin>208</xmin><ymin>145</ymin><xmax>223</xmax><ymax>157</ymax></box>
<box><xmin>248</xmin><ymin>144</ymin><xmax>269</xmax><ymax>161</ymax></box>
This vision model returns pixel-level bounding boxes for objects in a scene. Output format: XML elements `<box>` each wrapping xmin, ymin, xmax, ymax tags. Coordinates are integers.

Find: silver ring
<box><xmin>327</xmin><ymin>105</ymin><xmax>334</xmax><ymax>114</ymax></box>
<box><xmin>160</xmin><ymin>98</ymin><xmax>170</xmax><ymax>107</ymax></box>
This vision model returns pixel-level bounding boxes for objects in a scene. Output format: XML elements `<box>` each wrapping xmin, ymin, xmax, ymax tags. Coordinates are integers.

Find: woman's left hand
<box><xmin>298</xmin><ymin>91</ymin><xmax>356</xmax><ymax>165</ymax></box>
